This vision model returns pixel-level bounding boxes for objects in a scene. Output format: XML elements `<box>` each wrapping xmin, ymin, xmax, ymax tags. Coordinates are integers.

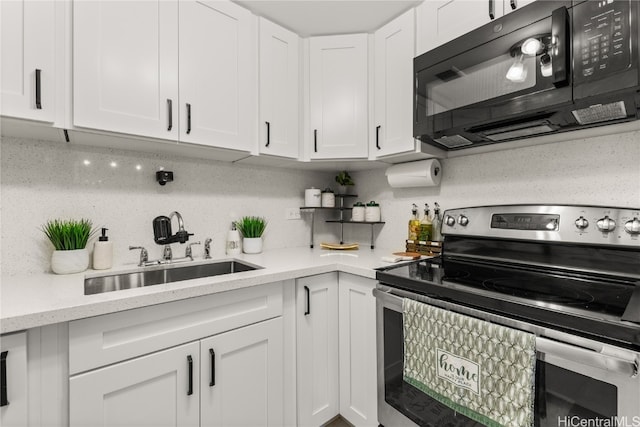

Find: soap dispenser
<box><xmin>93</xmin><ymin>228</ymin><xmax>113</xmax><ymax>270</ymax></box>
<box><xmin>226</xmin><ymin>222</ymin><xmax>241</xmax><ymax>256</ymax></box>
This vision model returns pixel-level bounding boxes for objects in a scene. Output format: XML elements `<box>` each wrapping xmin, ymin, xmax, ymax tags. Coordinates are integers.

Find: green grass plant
<box><xmin>235</xmin><ymin>216</ymin><xmax>267</xmax><ymax>238</ymax></box>
<box><xmin>42</xmin><ymin>218</ymin><xmax>97</xmax><ymax>250</ymax></box>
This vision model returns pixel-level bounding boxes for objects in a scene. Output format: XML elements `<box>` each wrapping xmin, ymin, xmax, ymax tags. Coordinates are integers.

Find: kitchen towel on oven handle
<box><xmin>403</xmin><ymin>298</ymin><xmax>536</xmax><ymax>427</ymax></box>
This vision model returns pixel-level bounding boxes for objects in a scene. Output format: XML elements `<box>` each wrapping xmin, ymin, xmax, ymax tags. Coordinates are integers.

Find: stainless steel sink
<box><xmin>84</xmin><ymin>260</ymin><xmax>262</xmax><ymax>295</ymax></box>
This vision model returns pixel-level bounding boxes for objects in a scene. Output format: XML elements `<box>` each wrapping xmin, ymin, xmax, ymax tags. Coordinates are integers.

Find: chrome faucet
<box><xmin>185</xmin><ymin>241</ymin><xmax>201</xmax><ymax>260</ymax></box>
<box><xmin>163</xmin><ymin>244</ymin><xmax>173</xmax><ymax>261</ymax></box>
<box><xmin>204</xmin><ymin>238</ymin><xmax>212</xmax><ymax>259</ymax></box>
<box><xmin>129</xmin><ymin>246</ymin><xmax>149</xmax><ymax>267</ymax></box>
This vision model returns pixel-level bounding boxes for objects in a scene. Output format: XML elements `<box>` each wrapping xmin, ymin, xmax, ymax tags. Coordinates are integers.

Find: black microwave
<box><xmin>414</xmin><ymin>0</ymin><xmax>640</xmax><ymax>150</ymax></box>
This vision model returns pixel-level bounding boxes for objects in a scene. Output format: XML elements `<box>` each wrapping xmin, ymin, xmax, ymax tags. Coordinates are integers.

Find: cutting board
<box><xmin>320</xmin><ymin>242</ymin><xmax>359</xmax><ymax>250</ymax></box>
<box><xmin>391</xmin><ymin>251</ymin><xmax>422</xmax><ymax>259</ymax></box>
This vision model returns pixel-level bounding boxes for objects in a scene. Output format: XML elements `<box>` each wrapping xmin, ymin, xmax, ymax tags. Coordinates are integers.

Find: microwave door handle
<box><xmin>551</xmin><ymin>6</ymin><xmax>570</xmax><ymax>87</ymax></box>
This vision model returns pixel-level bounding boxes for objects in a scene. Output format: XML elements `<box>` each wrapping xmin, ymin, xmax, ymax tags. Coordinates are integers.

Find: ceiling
<box><xmin>233</xmin><ymin>0</ymin><xmax>422</xmax><ymax>37</ymax></box>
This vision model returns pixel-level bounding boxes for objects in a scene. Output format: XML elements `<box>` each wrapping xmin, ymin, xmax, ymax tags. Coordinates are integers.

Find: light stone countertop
<box><xmin>1</xmin><ymin>246</ymin><xmax>421</xmax><ymax>334</ymax></box>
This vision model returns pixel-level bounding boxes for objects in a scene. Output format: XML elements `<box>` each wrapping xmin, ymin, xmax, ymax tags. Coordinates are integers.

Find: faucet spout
<box><xmin>169</xmin><ymin>211</ymin><xmax>185</xmax><ymax>232</ymax></box>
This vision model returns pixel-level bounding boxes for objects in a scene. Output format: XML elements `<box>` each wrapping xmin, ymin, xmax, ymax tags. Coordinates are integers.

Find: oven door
<box><xmin>414</xmin><ymin>2</ymin><xmax>573</xmax><ymax>149</ymax></box>
<box><xmin>375</xmin><ymin>286</ymin><xmax>640</xmax><ymax>427</ymax></box>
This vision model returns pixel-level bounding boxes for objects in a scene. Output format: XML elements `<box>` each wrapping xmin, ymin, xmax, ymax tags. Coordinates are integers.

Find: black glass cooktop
<box><xmin>377</xmin><ymin>257</ymin><xmax>640</xmax><ymax>348</ymax></box>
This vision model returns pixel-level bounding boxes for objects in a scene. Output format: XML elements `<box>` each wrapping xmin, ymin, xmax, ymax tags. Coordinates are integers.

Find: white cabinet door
<box><xmin>201</xmin><ymin>317</ymin><xmax>284</xmax><ymax>427</ymax></box>
<box><xmin>309</xmin><ymin>35</ymin><xmax>368</xmax><ymax>159</ymax></box>
<box><xmin>73</xmin><ymin>0</ymin><xmax>179</xmax><ymax>139</ymax></box>
<box><xmin>1</xmin><ymin>0</ymin><xmax>56</xmax><ymax>122</ymax></box>
<box><xmin>69</xmin><ymin>342</ymin><xmax>199</xmax><ymax>427</ymax></box>
<box><xmin>178</xmin><ymin>0</ymin><xmax>254</xmax><ymax>152</ymax></box>
<box><xmin>259</xmin><ymin>18</ymin><xmax>300</xmax><ymax>159</ymax></box>
<box><xmin>296</xmin><ymin>273</ymin><xmax>339</xmax><ymax>426</ymax></box>
<box><xmin>338</xmin><ymin>274</ymin><xmax>378</xmax><ymax>427</ymax></box>
<box><xmin>373</xmin><ymin>9</ymin><xmax>416</xmax><ymax>158</ymax></box>
<box><xmin>0</xmin><ymin>332</ymin><xmax>28</xmax><ymax>427</ymax></box>
<box><xmin>416</xmin><ymin>0</ymin><xmax>502</xmax><ymax>55</ymax></box>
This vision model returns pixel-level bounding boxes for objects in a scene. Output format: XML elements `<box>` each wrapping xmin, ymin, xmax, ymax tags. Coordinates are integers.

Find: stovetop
<box><xmin>377</xmin><ymin>257</ymin><xmax>640</xmax><ymax>349</ymax></box>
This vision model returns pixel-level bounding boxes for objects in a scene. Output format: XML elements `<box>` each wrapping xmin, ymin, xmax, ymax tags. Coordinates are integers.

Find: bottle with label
<box><xmin>93</xmin><ymin>227</ymin><xmax>113</xmax><ymax>270</ymax></box>
<box><xmin>419</xmin><ymin>204</ymin><xmax>433</xmax><ymax>242</ymax></box>
<box><xmin>226</xmin><ymin>222</ymin><xmax>241</xmax><ymax>256</ymax></box>
<box><xmin>408</xmin><ymin>204</ymin><xmax>420</xmax><ymax>241</ymax></box>
<box><xmin>432</xmin><ymin>202</ymin><xmax>443</xmax><ymax>242</ymax></box>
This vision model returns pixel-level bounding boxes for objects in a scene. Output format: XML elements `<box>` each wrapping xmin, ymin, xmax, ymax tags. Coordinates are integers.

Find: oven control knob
<box><xmin>457</xmin><ymin>215</ymin><xmax>469</xmax><ymax>226</ymax></box>
<box><xmin>445</xmin><ymin>215</ymin><xmax>456</xmax><ymax>227</ymax></box>
<box><xmin>624</xmin><ymin>217</ymin><xmax>640</xmax><ymax>235</ymax></box>
<box><xmin>596</xmin><ymin>216</ymin><xmax>616</xmax><ymax>233</ymax></box>
<box><xmin>574</xmin><ymin>216</ymin><xmax>589</xmax><ymax>230</ymax></box>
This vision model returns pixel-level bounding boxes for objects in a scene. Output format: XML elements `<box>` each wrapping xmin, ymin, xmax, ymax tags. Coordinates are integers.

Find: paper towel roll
<box><xmin>385</xmin><ymin>159</ymin><xmax>442</xmax><ymax>188</ymax></box>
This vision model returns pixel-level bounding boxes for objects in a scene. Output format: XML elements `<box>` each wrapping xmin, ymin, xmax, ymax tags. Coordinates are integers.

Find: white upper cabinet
<box><xmin>373</xmin><ymin>9</ymin><xmax>416</xmax><ymax>159</ymax></box>
<box><xmin>417</xmin><ymin>0</ymin><xmax>538</xmax><ymax>56</ymax></box>
<box><xmin>178</xmin><ymin>1</ymin><xmax>254</xmax><ymax>152</ymax></box>
<box><xmin>309</xmin><ymin>34</ymin><xmax>369</xmax><ymax>159</ymax></box>
<box><xmin>73</xmin><ymin>0</ymin><xmax>179</xmax><ymax>139</ymax></box>
<box><xmin>73</xmin><ymin>0</ymin><xmax>254</xmax><ymax>153</ymax></box>
<box><xmin>259</xmin><ymin>18</ymin><xmax>300</xmax><ymax>159</ymax></box>
<box><xmin>1</xmin><ymin>0</ymin><xmax>56</xmax><ymax>122</ymax></box>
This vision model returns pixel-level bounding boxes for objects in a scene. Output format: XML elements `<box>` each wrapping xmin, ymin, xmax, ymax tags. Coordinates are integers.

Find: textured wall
<box><xmin>344</xmin><ymin>131</ymin><xmax>640</xmax><ymax>251</ymax></box>
<box><xmin>0</xmin><ymin>137</ymin><xmax>335</xmax><ymax>275</ymax></box>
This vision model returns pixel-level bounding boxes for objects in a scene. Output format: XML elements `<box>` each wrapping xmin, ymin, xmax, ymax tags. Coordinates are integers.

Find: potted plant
<box><xmin>42</xmin><ymin>218</ymin><xmax>97</xmax><ymax>274</ymax></box>
<box><xmin>236</xmin><ymin>216</ymin><xmax>268</xmax><ymax>254</ymax></box>
<box><xmin>335</xmin><ymin>170</ymin><xmax>355</xmax><ymax>195</ymax></box>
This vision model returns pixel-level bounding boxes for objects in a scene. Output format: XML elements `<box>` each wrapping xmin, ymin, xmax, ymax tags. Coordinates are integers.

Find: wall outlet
<box><xmin>285</xmin><ymin>208</ymin><xmax>301</xmax><ymax>220</ymax></box>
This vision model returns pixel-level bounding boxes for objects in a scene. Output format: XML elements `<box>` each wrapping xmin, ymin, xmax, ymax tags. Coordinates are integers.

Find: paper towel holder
<box><xmin>385</xmin><ymin>159</ymin><xmax>442</xmax><ymax>188</ymax></box>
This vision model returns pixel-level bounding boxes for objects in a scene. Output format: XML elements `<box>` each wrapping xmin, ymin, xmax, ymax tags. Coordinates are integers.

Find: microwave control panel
<box><xmin>573</xmin><ymin>0</ymin><xmax>633</xmax><ymax>83</ymax></box>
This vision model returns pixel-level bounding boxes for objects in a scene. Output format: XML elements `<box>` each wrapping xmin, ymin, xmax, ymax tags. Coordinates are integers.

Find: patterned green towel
<box><xmin>403</xmin><ymin>298</ymin><xmax>536</xmax><ymax>427</ymax></box>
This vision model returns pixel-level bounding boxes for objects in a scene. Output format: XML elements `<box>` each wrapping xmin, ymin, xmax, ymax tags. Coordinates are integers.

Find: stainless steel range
<box><xmin>375</xmin><ymin>204</ymin><xmax>640</xmax><ymax>427</ymax></box>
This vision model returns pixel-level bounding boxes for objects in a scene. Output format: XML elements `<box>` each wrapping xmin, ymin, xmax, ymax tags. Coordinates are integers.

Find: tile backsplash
<box><xmin>345</xmin><ymin>130</ymin><xmax>640</xmax><ymax>250</ymax></box>
<box><xmin>1</xmin><ymin>137</ymin><xmax>335</xmax><ymax>276</ymax></box>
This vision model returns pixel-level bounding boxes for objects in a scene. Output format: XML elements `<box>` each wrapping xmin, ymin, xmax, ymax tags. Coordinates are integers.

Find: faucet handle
<box><xmin>204</xmin><ymin>238</ymin><xmax>212</xmax><ymax>259</ymax></box>
<box><xmin>185</xmin><ymin>241</ymin><xmax>201</xmax><ymax>259</ymax></box>
<box><xmin>129</xmin><ymin>246</ymin><xmax>148</xmax><ymax>267</ymax></box>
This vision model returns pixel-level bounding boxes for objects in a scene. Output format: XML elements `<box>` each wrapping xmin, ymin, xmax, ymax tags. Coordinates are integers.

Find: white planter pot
<box><xmin>51</xmin><ymin>248</ymin><xmax>90</xmax><ymax>274</ymax></box>
<box><xmin>242</xmin><ymin>237</ymin><xmax>263</xmax><ymax>254</ymax></box>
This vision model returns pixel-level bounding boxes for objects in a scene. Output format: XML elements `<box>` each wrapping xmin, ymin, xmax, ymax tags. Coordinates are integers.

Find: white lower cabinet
<box><xmin>296</xmin><ymin>273</ymin><xmax>378</xmax><ymax>427</ymax></box>
<box><xmin>296</xmin><ymin>272</ymin><xmax>340</xmax><ymax>427</ymax></box>
<box><xmin>0</xmin><ymin>332</ymin><xmax>28</xmax><ymax>427</ymax></box>
<box><xmin>200</xmin><ymin>317</ymin><xmax>284</xmax><ymax>427</ymax></box>
<box><xmin>68</xmin><ymin>282</ymin><xmax>285</xmax><ymax>427</ymax></box>
<box><xmin>338</xmin><ymin>274</ymin><xmax>377</xmax><ymax>427</ymax></box>
<box><xmin>70</xmin><ymin>342</ymin><xmax>200</xmax><ymax>427</ymax></box>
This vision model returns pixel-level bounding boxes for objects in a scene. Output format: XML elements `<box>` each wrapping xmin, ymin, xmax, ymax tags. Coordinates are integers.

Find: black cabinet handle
<box><xmin>1</xmin><ymin>351</ymin><xmax>7</xmax><ymax>407</ymax></box>
<box><xmin>167</xmin><ymin>99</ymin><xmax>173</xmax><ymax>131</ymax></box>
<box><xmin>186</xmin><ymin>103</ymin><xmax>192</xmax><ymax>134</ymax></box>
<box><xmin>510</xmin><ymin>0</ymin><xmax>517</xmax><ymax>10</ymax></box>
<box><xmin>187</xmin><ymin>355</ymin><xmax>193</xmax><ymax>396</ymax></box>
<box><xmin>265</xmin><ymin>121</ymin><xmax>270</xmax><ymax>147</ymax></box>
<box><xmin>209</xmin><ymin>348</ymin><xmax>215</xmax><ymax>387</ymax></box>
<box><xmin>376</xmin><ymin>125</ymin><xmax>381</xmax><ymax>150</ymax></box>
<box><xmin>35</xmin><ymin>69</ymin><xmax>42</xmax><ymax>109</ymax></box>
<box><xmin>304</xmin><ymin>285</ymin><xmax>310</xmax><ymax>315</ymax></box>
<box><xmin>551</xmin><ymin>7</ymin><xmax>570</xmax><ymax>87</ymax></box>
<box><xmin>313</xmin><ymin>129</ymin><xmax>318</xmax><ymax>153</ymax></box>
<box><xmin>489</xmin><ymin>0</ymin><xmax>495</xmax><ymax>19</ymax></box>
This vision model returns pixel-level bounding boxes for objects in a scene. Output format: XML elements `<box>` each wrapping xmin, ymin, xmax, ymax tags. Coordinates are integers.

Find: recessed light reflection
<box><xmin>110</xmin><ymin>161</ymin><xmax>118</xmax><ymax>168</ymax></box>
<box><xmin>83</xmin><ymin>159</ymin><xmax>91</xmax><ymax>166</ymax></box>
<box><xmin>135</xmin><ymin>164</ymin><xmax>142</xmax><ymax>171</ymax></box>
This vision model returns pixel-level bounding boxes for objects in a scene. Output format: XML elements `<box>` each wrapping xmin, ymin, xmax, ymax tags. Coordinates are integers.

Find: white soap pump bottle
<box><xmin>226</xmin><ymin>222</ymin><xmax>241</xmax><ymax>256</ymax></box>
<box><xmin>93</xmin><ymin>227</ymin><xmax>113</xmax><ymax>270</ymax></box>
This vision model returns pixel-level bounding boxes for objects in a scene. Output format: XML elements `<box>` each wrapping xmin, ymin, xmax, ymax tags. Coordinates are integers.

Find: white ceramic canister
<box><xmin>321</xmin><ymin>188</ymin><xmax>335</xmax><ymax>207</ymax></box>
<box><xmin>304</xmin><ymin>187</ymin><xmax>321</xmax><ymax>207</ymax></box>
<box><xmin>365</xmin><ymin>201</ymin><xmax>381</xmax><ymax>222</ymax></box>
<box><xmin>351</xmin><ymin>202</ymin><xmax>365</xmax><ymax>222</ymax></box>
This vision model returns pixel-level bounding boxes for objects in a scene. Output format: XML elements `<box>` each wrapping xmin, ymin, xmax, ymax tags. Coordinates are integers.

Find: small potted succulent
<box><xmin>335</xmin><ymin>170</ymin><xmax>355</xmax><ymax>195</ymax></box>
<box><xmin>42</xmin><ymin>218</ymin><xmax>97</xmax><ymax>274</ymax></box>
<box><xmin>236</xmin><ymin>216</ymin><xmax>268</xmax><ymax>254</ymax></box>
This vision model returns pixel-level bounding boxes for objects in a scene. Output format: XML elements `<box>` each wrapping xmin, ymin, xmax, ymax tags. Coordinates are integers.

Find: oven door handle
<box><xmin>537</xmin><ymin>337</ymin><xmax>638</xmax><ymax>378</ymax></box>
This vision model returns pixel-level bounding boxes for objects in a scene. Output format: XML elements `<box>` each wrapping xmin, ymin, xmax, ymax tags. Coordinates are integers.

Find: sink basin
<box><xmin>84</xmin><ymin>260</ymin><xmax>262</xmax><ymax>295</ymax></box>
